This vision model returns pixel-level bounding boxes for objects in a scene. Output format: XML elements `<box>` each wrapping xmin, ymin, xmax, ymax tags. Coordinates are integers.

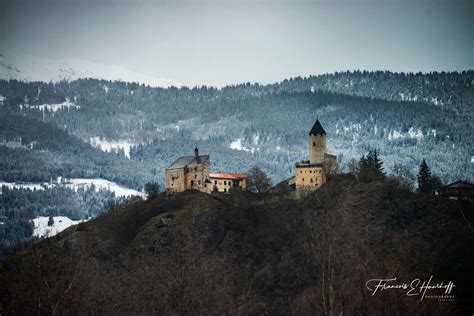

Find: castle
<box><xmin>293</xmin><ymin>119</ymin><xmax>337</xmax><ymax>191</ymax></box>
<box><xmin>165</xmin><ymin>146</ymin><xmax>247</xmax><ymax>194</ymax></box>
<box><xmin>165</xmin><ymin>119</ymin><xmax>335</xmax><ymax>194</ymax></box>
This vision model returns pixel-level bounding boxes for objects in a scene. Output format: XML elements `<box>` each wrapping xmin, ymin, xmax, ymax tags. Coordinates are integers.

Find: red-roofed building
<box><xmin>209</xmin><ymin>172</ymin><xmax>248</xmax><ymax>193</ymax></box>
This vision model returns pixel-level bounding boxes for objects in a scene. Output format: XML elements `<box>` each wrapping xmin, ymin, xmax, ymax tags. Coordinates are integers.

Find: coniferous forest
<box><xmin>0</xmin><ymin>71</ymin><xmax>473</xmax><ymax>254</ymax></box>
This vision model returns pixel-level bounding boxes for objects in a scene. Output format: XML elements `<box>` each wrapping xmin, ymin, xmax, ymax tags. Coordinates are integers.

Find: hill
<box><xmin>1</xmin><ymin>175</ymin><xmax>472</xmax><ymax>315</ymax></box>
<box><xmin>1</xmin><ymin>72</ymin><xmax>472</xmax><ymax>187</ymax></box>
<box><xmin>0</xmin><ymin>115</ymin><xmax>149</xmax><ymax>189</ymax></box>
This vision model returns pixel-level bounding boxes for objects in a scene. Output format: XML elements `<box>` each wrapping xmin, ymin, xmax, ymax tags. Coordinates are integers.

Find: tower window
<box><xmin>313</xmin><ymin>142</ymin><xmax>316</xmax><ymax>146</ymax></box>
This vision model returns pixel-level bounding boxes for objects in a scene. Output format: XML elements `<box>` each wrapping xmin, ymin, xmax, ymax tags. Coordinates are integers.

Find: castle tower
<box><xmin>308</xmin><ymin>119</ymin><xmax>326</xmax><ymax>163</ymax></box>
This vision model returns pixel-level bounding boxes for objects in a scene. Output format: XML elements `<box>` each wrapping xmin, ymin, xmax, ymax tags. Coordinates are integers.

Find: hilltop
<box><xmin>1</xmin><ymin>175</ymin><xmax>472</xmax><ymax>315</ymax></box>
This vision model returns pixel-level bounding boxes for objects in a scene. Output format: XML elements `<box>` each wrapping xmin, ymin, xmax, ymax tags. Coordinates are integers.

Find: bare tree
<box><xmin>247</xmin><ymin>166</ymin><xmax>272</xmax><ymax>193</ymax></box>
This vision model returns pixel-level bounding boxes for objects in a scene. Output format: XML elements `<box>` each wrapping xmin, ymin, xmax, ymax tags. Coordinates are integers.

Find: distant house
<box><xmin>440</xmin><ymin>180</ymin><xmax>474</xmax><ymax>200</ymax></box>
<box><xmin>209</xmin><ymin>172</ymin><xmax>247</xmax><ymax>193</ymax></box>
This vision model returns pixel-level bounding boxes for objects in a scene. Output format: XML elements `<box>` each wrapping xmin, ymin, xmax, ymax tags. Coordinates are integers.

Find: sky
<box><xmin>0</xmin><ymin>0</ymin><xmax>472</xmax><ymax>86</ymax></box>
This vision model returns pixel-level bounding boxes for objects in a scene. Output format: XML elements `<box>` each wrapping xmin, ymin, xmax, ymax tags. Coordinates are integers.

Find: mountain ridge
<box><xmin>0</xmin><ymin>50</ymin><xmax>181</xmax><ymax>88</ymax></box>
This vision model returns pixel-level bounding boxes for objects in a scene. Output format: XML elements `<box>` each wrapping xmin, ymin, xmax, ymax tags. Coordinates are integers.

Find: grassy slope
<box><xmin>0</xmin><ymin>175</ymin><xmax>472</xmax><ymax>315</ymax></box>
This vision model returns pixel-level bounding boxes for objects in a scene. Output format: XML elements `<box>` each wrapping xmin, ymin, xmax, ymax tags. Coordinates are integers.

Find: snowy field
<box><xmin>31</xmin><ymin>216</ymin><xmax>88</xmax><ymax>238</ymax></box>
<box><xmin>0</xmin><ymin>178</ymin><xmax>145</xmax><ymax>198</ymax></box>
<box><xmin>65</xmin><ymin>178</ymin><xmax>145</xmax><ymax>198</ymax></box>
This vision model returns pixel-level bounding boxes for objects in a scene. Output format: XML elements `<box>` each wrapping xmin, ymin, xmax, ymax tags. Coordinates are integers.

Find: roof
<box><xmin>295</xmin><ymin>160</ymin><xmax>323</xmax><ymax>167</ymax></box>
<box><xmin>167</xmin><ymin>155</ymin><xmax>209</xmax><ymax>170</ymax></box>
<box><xmin>443</xmin><ymin>180</ymin><xmax>474</xmax><ymax>189</ymax></box>
<box><xmin>324</xmin><ymin>153</ymin><xmax>337</xmax><ymax>159</ymax></box>
<box><xmin>309</xmin><ymin>119</ymin><xmax>326</xmax><ymax>135</ymax></box>
<box><xmin>209</xmin><ymin>172</ymin><xmax>247</xmax><ymax>180</ymax></box>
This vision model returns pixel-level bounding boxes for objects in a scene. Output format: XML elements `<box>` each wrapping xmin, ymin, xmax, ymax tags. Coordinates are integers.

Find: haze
<box><xmin>0</xmin><ymin>0</ymin><xmax>472</xmax><ymax>87</ymax></box>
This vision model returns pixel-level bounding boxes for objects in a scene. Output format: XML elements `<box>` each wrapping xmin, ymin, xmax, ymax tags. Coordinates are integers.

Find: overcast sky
<box><xmin>1</xmin><ymin>0</ymin><xmax>472</xmax><ymax>86</ymax></box>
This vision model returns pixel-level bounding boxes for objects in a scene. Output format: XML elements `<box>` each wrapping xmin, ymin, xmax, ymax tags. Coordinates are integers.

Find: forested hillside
<box><xmin>0</xmin><ymin>116</ymin><xmax>150</xmax><ymax>188</ymax></box>
<box><xmin>1</xmin><ymin>176</ymin><xmax>472</xmax><ymax>314</ymax></box>
<box><xmin>0</xmin><ymin>71</ymin><xmax>472</xmax><ymax>256</ymax></box>
<box><xmin>0</xmin><ymin>71</ymin><xmax>472</xmax><ymax>187</ymax></box>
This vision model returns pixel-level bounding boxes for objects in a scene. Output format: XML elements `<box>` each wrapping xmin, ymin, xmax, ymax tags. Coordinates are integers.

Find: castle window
<box><xmin>194</xmin><ymin>167</ymin><xmax>197</xmax><ymax>172</ymax></box>
<box><xmin>198</xmin><ymin>180</ymin><xmax>201</xmax><ymax>185</ymax></box>
<box><xmin>310</xmin><ymin>178</ymin><xmax>313</xmax><ymax>182</ymax></box>
<box><xmin>224</xmin><ymin>181</ymin><xmax>227</xmax><ymax>185</ymax></box>
<box><xmin>190</xmin><ymin>180</ymin><xmax>194</xmax><ymax>187</ymax></box>
<box><xmin>302</xmin><ymin>178</ymin><xmax>304</xmax><ymax>181</ymax></box>
<box><xmin>214</xmin><ymin>180</ymin><xmax>217</xmax><ymax>184</ymax></box>
<box><xmin>313</xmin><ymin>142</ymin><xmax>316</xmax><ymax>146</ymax></box>
<box><xmin>224</xmin><ymin>188</ymin><xmax>227</xmax><ymax>193</ymax></box>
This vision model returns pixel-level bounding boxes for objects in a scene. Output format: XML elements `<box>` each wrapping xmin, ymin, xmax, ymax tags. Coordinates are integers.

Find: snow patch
<box><xmin>230</xmin><ymin>138</ymin><xmax>255</xmax><ymax>154</ymax></box>
<box><xmin>253</xmin><ymin>133</ymin><xmax>260</xmax><ymax>145</ymax></box>
<box><xmin>0</xmin><ymin>182</ymin><xmax>47</xmax><ymax>191</ymax></box>
<box><xmin>31</xmin><ymin>216</ymin><xmax>87</xmax><ymax>239</ymax></box>
<box><xmin>0</xmin><ymin>179</ymin><xmax>144</xmax><ymax>198</ymax></box>
<box><xmin>388</xmin><ymin>127</ymin><xmax>424</xmax><ymax>140</ymax></box>
<box><xmin>407</xmin><ymin>127</ymin><xmax>424</xmax><ymax>139</ymax></box>
<box><xmin>22</xmin><ymin>99</ymin><xmax>80</xmax><ymax>113</ymax></box>
<box><xmin>89</xmin><ymin>137</ymin><xmax>136</xmax><ymax>158</ymax></box>
<box><xmin>0</xmin><ymin>95</ymin><xmax>5</xmax><ymax>104</ymax></box>
<box><xmin>65</xmin><ymin>178</ymin><xmax>145</xmax><ymax>198</ymax></box>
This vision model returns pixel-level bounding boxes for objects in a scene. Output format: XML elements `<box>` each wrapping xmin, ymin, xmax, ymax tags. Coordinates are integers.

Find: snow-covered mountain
<box><xmin>0</xmin><ymin>50</ymin><xmax>181</xmax><ymax>88</ymax></box>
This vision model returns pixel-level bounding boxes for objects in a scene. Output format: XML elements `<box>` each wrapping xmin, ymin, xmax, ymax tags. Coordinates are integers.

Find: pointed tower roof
<box><xmin>309</xmin><ymin>119</ymin><xmax>326</xmax><ymax>135</ymax></box>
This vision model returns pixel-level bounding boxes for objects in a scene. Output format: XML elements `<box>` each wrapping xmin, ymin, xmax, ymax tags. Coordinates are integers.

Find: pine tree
<box><xmin>417</xmin><ymin>159</ymin><xmax>433</xmax><ymax>193</ymax></box>
<box><xmin>144</xmin><ymin>181</ymin><xmax>160</xmax><ymax>198</ymax></box>
<box><xmin>373</xmin><ymin>149</ymin><xmax>385</xmax><ymax>177</ymax></box>
<box><xmin>47</xmin><ymin>216</ymin><xmax>54</xmax><ymax>227</ymax></box>
<box><xmin>357</xmin><ymin>150</ymin><xmax>385</xmax><ymax>182</ymax></box>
